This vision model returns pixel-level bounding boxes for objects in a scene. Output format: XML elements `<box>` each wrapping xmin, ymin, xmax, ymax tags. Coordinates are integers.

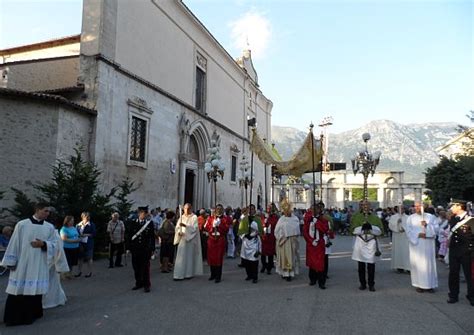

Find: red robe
<box><xmin>303</xmin><ymin>211</ymin><xmax>329</xmax><ymax>272</ymax></box>
<box><xmin>205</xmin><ymin>215</ymin><xmax>230</xmax><ymax>266</ymax></box>
<box><xmin>262</xmin><ymin>214</ymin><xmax>278</xmax><ymax>256</ymax></box>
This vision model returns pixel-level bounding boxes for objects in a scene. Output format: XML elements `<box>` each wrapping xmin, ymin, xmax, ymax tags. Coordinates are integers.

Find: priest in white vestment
<box><xmin>274</xmin><ymin>199</ymin><xmax>300</xmax><ymax>281</ymax></box>
<box><xmin>406</xmin><ymin>202</ymin><xmax>438</xmax><ymax>292</ymax></box>
<box><xmin>388</xmin><ymin>206</ymin><xmax>410</xmax><ymax>273</ymax></box>
<box><xmin>43</xmin><ymin>230</ymin><xmax>69</xmax><ymax>309</ymax></box>
<box><xmin>2</xmin><ymin>203</ymin><xmax>58</xmax><ymax>326</ymax></box>
<box><xmin>173</xmin><ymin>203</ymin><xmax>203</xmax><ymax>280</ymax></box>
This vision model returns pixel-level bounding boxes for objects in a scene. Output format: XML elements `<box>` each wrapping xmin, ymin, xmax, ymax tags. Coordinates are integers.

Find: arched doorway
<box><xmin>179</xmin><ymin>120</ymin><xmax>211</xmax><ymax>209</ymax></box>
<box><xmin>184</xmin><ymin>136</ymin><xmax>200</xmax><ymax>207</ymax></box>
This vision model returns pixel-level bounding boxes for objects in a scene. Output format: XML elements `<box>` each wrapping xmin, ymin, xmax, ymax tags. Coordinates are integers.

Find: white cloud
<box><xmin>229</xmin><ymin>10</ymin><xmax>271</xmax><ymax>59</ymax></box>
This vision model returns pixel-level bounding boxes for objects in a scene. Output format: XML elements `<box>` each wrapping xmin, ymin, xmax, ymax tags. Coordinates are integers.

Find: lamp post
<box><xmin>247</xmin><ymin>117</ymin><xmax>257</xmax><ymax>206</ymax></box>
<box><xmin>351</xmin><ymin>133</ymin><xmax>381</xmax><ymax>218</ymax></box>
<box><xmin>204</xmin><ymin>139</ymin><xmax>225</xmax><ymax>208</ymax></box>
<box><xmin>238</xmin><ymin>155</ymin><xmax>252</xmax><ymax>207</ymax></box>
<box><xmin>263</xmin><ymin>138</ymin><xmax>268</xmax><ymax>209</ymax></box>
<box><xmin>271</xmin><ymin>170</ymin><xmax>280</xmax><ymax>205</ymax></box>
<box><xmin>318</xmin><ymin>116</ymin><xmax>333</xmax><ymax>205</ymax></box>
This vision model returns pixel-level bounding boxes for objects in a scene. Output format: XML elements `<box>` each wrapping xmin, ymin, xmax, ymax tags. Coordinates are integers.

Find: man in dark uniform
<box><xmin>128</xmin><ymin>206</ymin><xmax>155</xmax><ymax>293</ymax></box>
<box><xmin>447</xmin><ymin>199</ymin><xmax>474</xmax><ymax>306</ymax></box>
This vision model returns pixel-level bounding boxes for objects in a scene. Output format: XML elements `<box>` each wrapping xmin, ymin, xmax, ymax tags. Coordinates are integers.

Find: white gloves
<box><xmin>312</xmin><ymin>239</ymin><xmax>319</xmax><ymax>246</ymax></box>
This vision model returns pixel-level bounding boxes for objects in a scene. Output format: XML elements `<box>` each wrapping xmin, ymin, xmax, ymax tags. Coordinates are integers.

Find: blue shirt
<box><xmin>60</xmin><ymin>226</ymin><xmax>80</xmax><ymax>249</ymax></box>
<box><xmin>0</xmin><ymin>235</ymin><xmax>9</xmax><ymax>248</ymax></box>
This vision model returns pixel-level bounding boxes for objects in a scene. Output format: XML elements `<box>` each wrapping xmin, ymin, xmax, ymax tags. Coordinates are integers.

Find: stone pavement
<box><xmin>0</xmin><ymin>236</ymin><xmax>472</xmax><ymax>335</ymax></box>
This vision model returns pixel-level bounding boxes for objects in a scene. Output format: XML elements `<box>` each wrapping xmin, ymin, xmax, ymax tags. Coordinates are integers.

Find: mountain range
<box><xmin>271</xmin><ymin>120</ymin><xmax>459</xmax><ymax>182</ymax></box>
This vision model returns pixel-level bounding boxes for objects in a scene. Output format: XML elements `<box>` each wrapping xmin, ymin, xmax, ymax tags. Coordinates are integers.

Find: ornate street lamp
<box><xmin>351</xmin><ymin>133</ymin><xmax>381</xmax><ymax>217</ymax></box>
<box><xmin>204</xmin><ymin>138</ymin><xmax>225</xmax><ymax>208</ymax></box>
<box><xmin>238</xmin><ymin>154</ymin><xmax>252</xmax><ymax>207</ymax></box>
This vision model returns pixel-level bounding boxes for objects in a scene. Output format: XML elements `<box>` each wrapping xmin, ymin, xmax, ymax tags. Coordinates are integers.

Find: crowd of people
<box><xmin>0</xmin><ymin>198</ymin><xmax>472</xmax><ymax>326</ymax></box>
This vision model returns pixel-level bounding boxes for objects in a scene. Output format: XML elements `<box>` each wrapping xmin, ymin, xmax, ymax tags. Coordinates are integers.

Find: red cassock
<box><xmin>262</xmin><ymin>214</ymin><xmax>279</xmax><ymax>256</ymax></box>
<box><xmin>303</xmin><ymin>211</ymin><xmax>329</xmax><ymax>272</ymax></box>
<box><xmin>205</xmin><ymin>215</ymin><xmax>230</xmax><ymax>266</ymax></box>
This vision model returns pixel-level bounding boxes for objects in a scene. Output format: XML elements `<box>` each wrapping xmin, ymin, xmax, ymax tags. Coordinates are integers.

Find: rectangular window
<box><xmin>195</xmin><ymin>66</ymin><xmax>206</xmax><ymax>113</ymax></box>
<box><xmin>129</xmin><ymin>116</ymin><xmax>147</xmax><ymax>162</ymax></box>
<box><xmin>231</xmin><ymin>155</ymin><xmax>237</xmax><ymax>182</ymax></box>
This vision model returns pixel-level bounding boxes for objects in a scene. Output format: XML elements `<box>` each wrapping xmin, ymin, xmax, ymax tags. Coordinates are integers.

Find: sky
<box><xmin>0</xmin><ymin>0</ymin><xmax>472</xmax><ymax>133</ymax></box>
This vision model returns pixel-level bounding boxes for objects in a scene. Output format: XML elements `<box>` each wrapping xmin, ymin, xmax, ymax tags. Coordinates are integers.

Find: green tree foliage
<box><xmin>425</xmin><ymin>155</ymin><xmax>474</xmax><ymax>207</ymax></box>
<box><xmin>7</xmin><ymin>188</ymin><xmax>35</xmax><ymax>220</ymax></box>
<box><xmin>351</xmin><ymin>188</ymin><xmax>377</xmax><ymax>201</ymax></box>
<box><xmin>10</xmin><ymin>148</ymin><xmax>118</xmax><ymax>251</ymax></box>
<box><xmin>114</xmin><ymin>177</ymin><xmax>138</xmax><ymax>220</ymax></box>
<box><xmin>35</xmin><ymin>148</ymin><xmax>116</xmax><ymax>250</ymax></box>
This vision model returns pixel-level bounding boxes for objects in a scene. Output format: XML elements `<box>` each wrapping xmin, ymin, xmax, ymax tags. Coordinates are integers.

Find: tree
<box><xmin>7</xmin><ymin>188</ymin><xmax>35</xmax><ymax>220</ymax></box>
<box><xmin>114</xmin><ymin>177</ymin><xmax>138</xmax><ymax>220</ymax></box>
<box><xmin>455</xmin><ymin>111</ymin><xmax>474</xmax><ymax>157</ymax></box>
<box><xmin>10</xmin><ymin>148</ymin><xmax>117</xmax><ymax>251</ymax></box>
<box><xmin>425</xmin><ymin>155</ymin><xmax>474</xmax><ymax>206</ymax></box>
<box><xmin>351</xmin><ymin>188</ymin><xmax>377</xmax><ymax>201</ymax></box>
<box><xmin>36</xmin><ymin>148</ymin><xmax>116</xmax><ymax>250</ymax></box>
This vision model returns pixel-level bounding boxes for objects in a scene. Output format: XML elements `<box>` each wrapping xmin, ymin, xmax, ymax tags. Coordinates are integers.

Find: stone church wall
<box><xmin>0</xmin><ymin>97</ymin><xmax>93</xmax><ymax>222</ymax></box>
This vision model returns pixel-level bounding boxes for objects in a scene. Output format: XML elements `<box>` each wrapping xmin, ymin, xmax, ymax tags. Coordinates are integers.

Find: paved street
<box><xmin>0</xmin><ymin>236</ymin><xmax>472</xmax><ymax>335</ymax></box>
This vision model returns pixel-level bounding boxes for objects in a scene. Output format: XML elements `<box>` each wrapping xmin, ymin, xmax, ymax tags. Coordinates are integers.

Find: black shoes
<box><xmin>85</xmin><ymin>272</ymin><xmax>92</xmax><ymax>278</ymax></box>
<box><xmin>309</xmin><ymin>281</ymin><xmax>317</xmax><ymax>286</ymax></box>
<box><xmin>252</xmin><ymin>279</ymin><xmax>258</xmax><ymax>284</ymax></box>
<box><xmin>132</xmin><ymin>285</ymin><xmax>143</xmax><ymax>290</ymax></box>
<box><xmin>208</xmin><ymin>276</ymin><xmax>215</xmax><ymax>281</ymax></box>
<box><xmin>267</xmin><ymin>270</ymin><xmax>271</xmax><ymax>275</ymax></box>
<box><xmin>447</xmin><ymin>297</ymin><xmax>458</xmax><ymax>304</ymax></box>
<box><xmin>215</xmin><ymin>278</ymin><xmax>221</xmax><ymax>283</ymax></box>
<box><xmin>359</xmin><ymin>285</ymin><xmax>366</xmax><ymax>290</ymax></box>
<box><xmin>144</xmin><ymin>287</ymin><xmax>150</xmax><ymax>293</ymax></box>
<box><xmin>260</xmin><ymin>268</ymin><xmax>265</xmax><ymax>273</ymax></box>
<box><xmin>319</xmin><ymin>285</ymin><xmax>326</xmax><ymax>290</ymax></box>
<box><xmin>369</xmin><ymin>286</ymin><xmax>376</xmax><ymax>292</ymax></box>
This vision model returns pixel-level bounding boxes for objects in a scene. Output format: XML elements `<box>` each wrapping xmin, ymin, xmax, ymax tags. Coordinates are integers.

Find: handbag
<box><xmin>374</xmin><ymin>237</ymin><xmax>382</xmax><ymax>257</ymax></box>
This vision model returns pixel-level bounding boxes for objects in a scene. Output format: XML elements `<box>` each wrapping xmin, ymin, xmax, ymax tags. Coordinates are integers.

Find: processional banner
<box><xmin>250</xmin><ymin>128</ymin><xmax>323</xmax><ymax>177</ymax></box>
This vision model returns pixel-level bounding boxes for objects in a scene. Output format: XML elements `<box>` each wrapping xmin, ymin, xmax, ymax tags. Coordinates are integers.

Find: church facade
<box><xmin>0</xmin><ymin>0</ymin><xmax>272</xmax><ymax>217</ymax></box>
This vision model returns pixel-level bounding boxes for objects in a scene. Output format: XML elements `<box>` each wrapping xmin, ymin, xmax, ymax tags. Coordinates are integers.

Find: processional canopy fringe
<box><xmin>250</xmin><ymin>128</ymin><xmax>323</xmax><ymax>177</ymax></box>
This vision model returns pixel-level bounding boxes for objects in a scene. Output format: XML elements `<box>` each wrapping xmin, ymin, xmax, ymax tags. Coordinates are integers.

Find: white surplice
<box><xmin>388</xmin><ymin>213</ymin><xmax>410</xmax><ymax>271</ymax></box>
<box><xmin>173</xmin><ymin>214</ymin><xmax>203</xmax><ymax>279</ymax></box>
<box><xmin>226</xmin><ymin>227</ymin><xmax>235</xmax><ymax>258</ymax></box>
<box><xmin>351</xmin><ymin>226</ymin><xmax>382</xmax><ymax>264</ymax></box>
<box><xmin>406</xmin><ymin>213</ymin><xmax>438</xmax><ymax>289</ymax></box>
<box><xmin>274</xmin><ymin>215</ymin><xmax>300</xmax><ymax>277</ymax></box>
<box><xmin>43</xmin><ymin>231</ymin><xmax>69</xmax><ymax>309</ymax></box>
<box><xmin>2</xmin><ymin>219</ymin><xmax>58</xmax><ymax>295</ymax></box>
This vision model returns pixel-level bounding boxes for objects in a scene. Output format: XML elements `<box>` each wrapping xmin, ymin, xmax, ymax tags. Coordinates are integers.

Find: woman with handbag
<box><xmin>76</xmin><ymin>212</ymin><xmax>96</xmax><ymax>278</ymax></box>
